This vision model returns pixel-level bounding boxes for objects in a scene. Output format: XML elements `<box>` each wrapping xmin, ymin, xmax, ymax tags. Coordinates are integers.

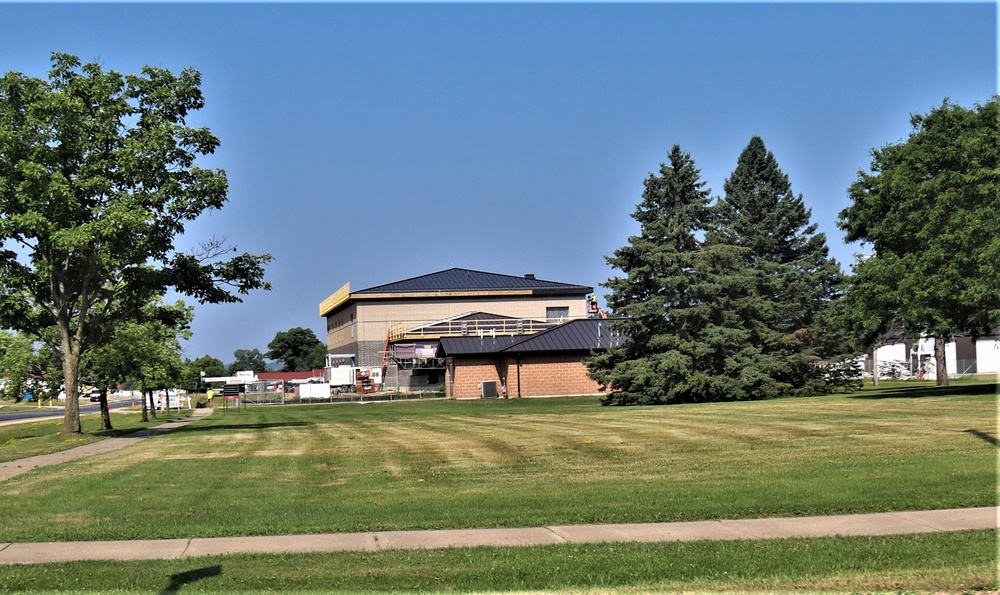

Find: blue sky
<box><xmin>1</xmin><ymin>2</ymin><xmax>996</xmax><ymax>364</ymax></box>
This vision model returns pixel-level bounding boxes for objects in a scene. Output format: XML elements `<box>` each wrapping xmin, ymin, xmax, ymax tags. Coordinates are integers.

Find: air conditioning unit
<box><xmin>480</xmin><ymin>380</ymin><xmax>498</xmax><ymax>399</ymax></box>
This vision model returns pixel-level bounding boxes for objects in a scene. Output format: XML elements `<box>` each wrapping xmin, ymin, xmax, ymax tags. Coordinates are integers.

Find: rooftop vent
<box><xmin>524</xmin><ymin>273</ymin><xmax>535</xmax><ymax>280</ymax></box>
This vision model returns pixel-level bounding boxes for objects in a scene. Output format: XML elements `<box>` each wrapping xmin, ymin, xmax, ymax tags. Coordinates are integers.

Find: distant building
<box><xmin>319</xmin><ymin>268</ymin><xmax>597</xmax><ymax>393</ymax></box>
<box><xmin>866</xmin><ymin>329</ymin><xmax>1000</xmax><ymax>378</ymax></box>
<box><xmin>256</xmin><ymin>370</ymin><xmax>325</xmax><ymax>384</ymax></box>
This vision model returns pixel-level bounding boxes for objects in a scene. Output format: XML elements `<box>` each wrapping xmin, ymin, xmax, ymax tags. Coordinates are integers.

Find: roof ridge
<box><xmin>357</xmin><ymin>268</ymin><xmax>591</xmax><ymax>293</ymax></box>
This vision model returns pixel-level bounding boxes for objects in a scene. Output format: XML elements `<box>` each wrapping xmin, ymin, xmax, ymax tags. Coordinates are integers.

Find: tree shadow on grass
<box><xmin>847</xmin><ymin>382</ymin><xmax>997</xmax><ymax>399</ymax></box>
<box><xmin>168</xmin><ymin>421</ymin><xmax>315</xmax><ymax>434</ymax></box>
<box><xmin>160</xmin><ymin>564</ymin><xmax>222</xmax><ymax>594</ymax></box>
<box><xmin>91</xmin><ymin>426</ymin><xmax>170</xmax><ymax>439</ymax></box>
<box><xmin>964</xmin><ymin>429</ymin><xmax>1000</xmax><ymax>449</ymax></box>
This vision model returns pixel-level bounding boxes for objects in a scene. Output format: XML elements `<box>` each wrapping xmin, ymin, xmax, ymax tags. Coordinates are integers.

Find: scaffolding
<box><xmin>388</xmin><ymin>316</ymin><xmax>554</xmax><ymax>342</ymax></box>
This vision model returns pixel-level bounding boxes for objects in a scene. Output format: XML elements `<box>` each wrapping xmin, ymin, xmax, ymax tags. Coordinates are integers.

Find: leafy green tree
<box><xmin>227</xmin><ymin>348</ymin><xmax>267</xmax><ymax>374</ymax></box>
<box><xmin>266</xmin><ymin>327</ymin><xmax>326</xmax><ymax>372</ymax></box>
<box><xmin>0</xmin><ymin>330</ymin><xmax>32</xmax><ymax>401</ymax></box>
<box><xmin>0</xmin><ymin>330</ymin><xmax>62</xmax><ymax>402</ymax></box>
<box><xmin>83</xmin><ymin>300</ymin><xmax>193</xmax><ymax>429</ymax></box>
<box><xmin>838</xmin><ymin>97</ymin><xmax>1000</xmax><ymax>386</ymax></box>
<box><xmin>182</xmin><ymin>355</ymin><xmax>226</xmax><ymax>392</ymax></box>
<box><xmin>0</xmin><ymin>53</ymin><xmax>271</xmax><ymax>433</ymax></box>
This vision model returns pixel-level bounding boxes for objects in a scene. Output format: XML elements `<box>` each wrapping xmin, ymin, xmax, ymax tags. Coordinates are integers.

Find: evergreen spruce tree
<box><xmin>707</xmin><ymin>136</ymin><xmax>849</xmax><ymax>397</ymax></box>
<box><xmin>593</xmin><ymin>138</ymin><xmax>853</xmax><ymax>406</ymax></box>
<box><xmin>587</xmin><ymin>145</ymin><xmax>715</xmax><ymax>405</ymax></box>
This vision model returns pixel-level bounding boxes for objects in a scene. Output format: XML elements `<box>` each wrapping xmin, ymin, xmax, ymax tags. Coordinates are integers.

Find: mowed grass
<box><xmin>1</xmin><ymin>530</ymin><xmax>995</xmax><ymax>593</ymax></box>
<box><xmin>0</xmin><ymin>411</ymin><xmax>188</xmax><ymax>463</ymax></box>
<box><xmin>0</xmin><ymin>383</ymin><xmax>995</xmax><ymax>543</ymax></box>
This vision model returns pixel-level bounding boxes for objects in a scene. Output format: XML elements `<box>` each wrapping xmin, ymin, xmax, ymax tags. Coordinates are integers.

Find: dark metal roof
<box><xmin>438</xmin><ymin>335</ymin><xmax>524</xmax><ymax>356</ymax></box>
<box><xmin>438</xmin><ymin>319</ymin><xmax>626</xmax><ymax>356</ymax></box>
<box><xmin>503</xmin><ymin>319</ymin><xmax>626</xmax><ymax>353</ymax></box>
<box><xmin>356</xmin><ymin>268</ymin><xmax>592</xmax><ymax>295</ymax></box>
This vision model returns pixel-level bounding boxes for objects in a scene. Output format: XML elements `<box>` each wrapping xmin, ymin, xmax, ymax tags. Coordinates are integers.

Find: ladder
<box><xmin>379</xmin><ymin>328</ymin><xmax>391</xmax><ymax>388</ymax></box>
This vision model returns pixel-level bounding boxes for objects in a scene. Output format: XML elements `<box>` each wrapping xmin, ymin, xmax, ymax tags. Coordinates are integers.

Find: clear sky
<box><xmin>2</xmin><ymin>2</ymin><xmax>996</xmax><ymax>365</ymax></box>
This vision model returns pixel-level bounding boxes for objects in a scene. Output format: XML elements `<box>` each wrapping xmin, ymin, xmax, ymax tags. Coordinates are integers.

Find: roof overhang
<box><xmin>321</xmin><ymin>288</ymin><xmax>554</xmax><ymax>317</ymax></box>
<box><xmin>319</xmin><ymin>282</ymin><xmax>351</xmax><ymax>317</ymax></box>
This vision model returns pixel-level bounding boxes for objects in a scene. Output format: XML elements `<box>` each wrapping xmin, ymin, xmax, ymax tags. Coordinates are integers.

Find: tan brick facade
<box><xmin>327</xmin><ymin>296</ymin><xmax>588</xmax><ymax>369</ymax></box>
<box><xmin>320</xmin><ymin>270</ymin><xmax>596</xmax><ymax>392</ymax></box>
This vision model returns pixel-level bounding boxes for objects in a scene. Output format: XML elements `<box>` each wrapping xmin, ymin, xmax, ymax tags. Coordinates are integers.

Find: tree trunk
<box><xmin>148</xmin><ymin>389</ymin><xmax>157</xmax><ymax>419</ymax></box>
<box><xmin>141</xmin><ymin>388</ymin><xmax>149</xmax><ymax>422</ymax></box>
<box><xmin>934</xmin><ymin>336</ymin><xmax>949</xmax><ymax>387</ymax></box>
<box><xmin>871</xmin><ymin>347</ymin><xmax>878</xmax><ymax>386</ymax></box>
<box><xmin>61</xmin><ymin>350</ymin><xmax>82</xmax><ymax>435</ymax></box>
<box><xmin>99</xmin><ymin>388</ymin><xmax>113</xmax><ymax>431</ymax></box>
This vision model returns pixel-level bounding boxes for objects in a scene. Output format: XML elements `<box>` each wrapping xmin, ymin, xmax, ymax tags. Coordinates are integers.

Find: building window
<box><xmin>546</xmin><ymin>307</ymin><xmax>569</xmax><ymax>322</ymax></box>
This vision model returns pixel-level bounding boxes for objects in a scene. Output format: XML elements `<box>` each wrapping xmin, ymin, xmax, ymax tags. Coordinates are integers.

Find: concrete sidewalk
<box><xmin>0</xmin><ymin>507</ymin><xmax>995</xmax><ymax>565</ymax></box>
<box><xmin>0</xmin><ymin>407</ymin><xmax>215</xmax><ymax>482</ymax></box>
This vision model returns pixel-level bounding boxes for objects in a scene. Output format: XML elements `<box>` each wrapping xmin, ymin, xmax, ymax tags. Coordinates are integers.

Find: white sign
<box><xmin>235</xmin><ymin>370</ymin><xmax>256</xmax><ymax>382</ymax></box>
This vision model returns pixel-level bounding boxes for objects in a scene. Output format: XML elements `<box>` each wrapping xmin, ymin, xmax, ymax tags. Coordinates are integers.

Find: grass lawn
<box><xmin>0</xmin><ymin>380</ymin><xmax>994</xmax><ymax>543</ymax></box>
<box><xmin>0</xmin><ymin>410</ymin><xmax>191</xmax><ymax>463</ymax></box>
<box><xmin>0</xmin><ymin>380</ymin><xmax>995</xmax><ymax>592</ymax></box>
<box><xmin>1</xmin><ymin>530</ymin><xmax>994</xmax><ymax>593</ymax></box>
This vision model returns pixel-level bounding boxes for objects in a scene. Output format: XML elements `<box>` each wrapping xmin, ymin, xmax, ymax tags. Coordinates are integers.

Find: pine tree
<box><xmin>588</xmin><ymin>145</ymin><xmax>715</xmax><ymax>405</ymax></box>
<box><xmin>706</xmin><ymin>136</ymin><xmax>849</xmax><ymax>397</ymax></box>
<box><xmin>594</xmin><ymin>138</ymin><xmax>853</xmax><ymax>406</ymax></box>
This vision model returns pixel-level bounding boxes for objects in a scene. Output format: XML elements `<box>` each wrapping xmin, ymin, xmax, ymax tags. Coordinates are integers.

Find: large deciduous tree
<box><xmin>228</xmin><ymin>348</ymin><xmax>267</xmax><ymax>374</ymax></box>
<box><xmin>266</xmin><ymin>327</ymin><xmax>326</xmax><ymax>372</ymax></box>
<box><xmin>838</xmin><ymin>97</ymin><xmax>1000</xmax><ymax>386</ymax></box>
<box><xmin>0</xmin><ymin>53</ymin><xmax>271</xmax><ymax>433</ymax></box>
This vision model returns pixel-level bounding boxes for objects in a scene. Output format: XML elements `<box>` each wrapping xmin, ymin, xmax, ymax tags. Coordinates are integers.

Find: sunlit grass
<box><xmin>0</xmin><ymin>382</ymin><xmax>994</xmax><ymax>542</ymax></box>
<box><xmin>0</xmin><ymin>411</ymin><xmax>188</xmax><ymax>463</ymax></box>
<box><xmin>0</xmin><ymin>530</ymin><xmax>994</xmax><ymax>593</ymax></box>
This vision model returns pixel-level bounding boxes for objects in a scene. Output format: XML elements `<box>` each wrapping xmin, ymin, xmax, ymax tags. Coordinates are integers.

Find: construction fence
<box><xmin>215</xmin><ymin>380</ymin><xmax>437</xmax><ymax>408</ymax></box>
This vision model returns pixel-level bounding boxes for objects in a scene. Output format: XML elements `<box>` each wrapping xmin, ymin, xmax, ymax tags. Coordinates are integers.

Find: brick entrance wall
<box><xmin>447</xmin><ymin>354</ymin><xmax>606</xmax><ymax>399</ymax></box>
<box><xmin>447</xmin><ymin>357</ymin><xmax>503</xmax><ymax>399</ymax></box>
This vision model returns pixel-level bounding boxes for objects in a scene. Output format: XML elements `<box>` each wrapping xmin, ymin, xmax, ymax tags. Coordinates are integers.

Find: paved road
<box><xmin>0</xmin><ymin>399</ymin><xmax>136</xmax><ymax>425</ymax></box>
<box><xmin>0</xmin><ymin>407</ymin><xmax>995</xmax><ymax>565</ymax></box>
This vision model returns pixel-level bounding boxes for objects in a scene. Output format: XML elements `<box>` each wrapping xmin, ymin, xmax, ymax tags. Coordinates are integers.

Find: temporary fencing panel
<box><xmin>241</xmin><ymin>381</ymin><xmax>286</xmax><ymax>406</ymax></box>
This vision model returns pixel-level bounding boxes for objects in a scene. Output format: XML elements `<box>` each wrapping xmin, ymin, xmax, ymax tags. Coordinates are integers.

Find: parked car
<box><xmin>88</xmin><ymin>389</ymin><xmax>102</xmax><ymax>402</ymax></box>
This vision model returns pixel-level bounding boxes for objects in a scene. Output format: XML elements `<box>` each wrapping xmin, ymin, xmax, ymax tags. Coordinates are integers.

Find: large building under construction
<box><xmin>318</xmin><ymin>268</ymin><xmax>619</xmax><ymax>397</ymax></box>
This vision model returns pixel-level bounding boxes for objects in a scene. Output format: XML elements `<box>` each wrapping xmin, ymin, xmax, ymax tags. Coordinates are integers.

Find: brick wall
<box><xmin>448</xmin><ymin>357</ymin><xmax>504</xmax><ymax>399</ymax></box>
<box><xmin>447</xmin><ymin>353</ymin><xmax>606</xmax><ymax>399</ymax></box>
<box><xmin>510</xmin><ymin>354</ymin><xmax>606</xmax><ymax>397</ymax></box>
